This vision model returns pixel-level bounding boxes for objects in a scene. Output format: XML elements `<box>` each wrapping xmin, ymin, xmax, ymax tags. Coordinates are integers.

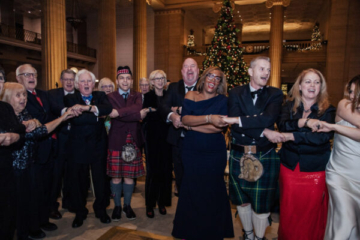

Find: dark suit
<box><xmin>25</xmin><ymin>88</ymin><xmax>56</xmax><ymax>228</ymax></box>
<box><xmin>65</xmin><ymin>91</ymin><xmax>112</xmax><ymax>217</ymax></box>
<box><xmin>160</xmin><ymin>79</ymin><xmax>197</xmax><ymax>191</ymax></box>
<box><xmin>228</xmin><ymin>84</ymin><xmax>283</xmax><ymax>213</ymax></box>
<box><xmin>48</xmin><ymin>88</ymin><xmax>77</xmax><ymax>211</ymax></box>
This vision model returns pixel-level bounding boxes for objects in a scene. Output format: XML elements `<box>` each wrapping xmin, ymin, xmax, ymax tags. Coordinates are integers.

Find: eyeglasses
<box><xmin>153</xmin><ymin>77</ymin><xmax>165</xmax><ymax>81</ymax></box>
<box><xmin>206</xmin><ymin>73</ymin><xmax>222</xmax><ymax>82</ymax></box>
<box><xmin>62</xmin><ymin>78</ymin><xmax>74</xmax><ymax>82</ymax></box>
<box><xmin>101</xmin><ymin>85</ymin><xmax>113</xmax><ymax>89</ymax></box>
<box><xmin>140</xmin><ymin>84</ymin><xmax>149</xmax><ymax>87</ymax></box>
<box><xmin>18</xmin><ymin>73</ymin><xmax>37</xmax><ymax>78</ymax></box>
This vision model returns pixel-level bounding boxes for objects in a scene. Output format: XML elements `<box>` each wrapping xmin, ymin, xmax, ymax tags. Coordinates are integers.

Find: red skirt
<box><xmin>278</xmin><ymin>163</ymin><xmax>328</xmax><ymax>240</ymax></box>
<box><xmin>107</xmin><ymin>149</ymin><xmax>145</xmax><ymax>178</ymax></box>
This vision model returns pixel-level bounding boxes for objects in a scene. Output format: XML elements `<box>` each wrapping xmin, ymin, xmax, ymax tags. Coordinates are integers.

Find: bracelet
<box><xmin>188</xmin><ymin>126</ymin><xmax>192</xmax><ymax>131</ymax></box>
<box><xmin>88</xmin><ymin>105</ymin><xmax>92</xmax><ymax>112</ymax></box>
<box><xmin>304</xmin><ymin>118</ymin><xmax>310</xmax><ymax>127</ymax></box>
<box><xmin>149</xmin><ymin>107</ymin><xmax>152</xmax><ymax>112</ymax></box>
<box><xmin>205</xmin><ymin>115</ymin><xmax>209</xmax><ymax>123</ymax></box>
<box><xmin>209</xmin><ymin>114</ymin><xmax>212</xmax><ymax>123</ymax></box>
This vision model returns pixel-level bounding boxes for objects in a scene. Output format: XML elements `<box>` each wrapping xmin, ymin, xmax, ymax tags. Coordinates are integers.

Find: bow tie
<box><xmin>185</xmin><ymin>86</ymin><xmax>193</xmax><ymax>92</ymax></box>
<box><xmin>251</xmin><ymin>88</ymin><xmax>263</xmax><ymax>99</ymax></box>
<box><xmin>82</xmin><ymin>95</ymin><xmax>93</xmax><ymax>105</ymax></box>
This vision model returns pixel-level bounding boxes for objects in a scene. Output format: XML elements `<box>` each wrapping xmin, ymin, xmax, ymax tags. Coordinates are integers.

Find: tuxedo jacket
<box><xmin>160</xmin><ymin>79</ymin><xmax>197</xmax><ymax>146</ymax></box>
<box><xmin>64</xmin><ymin>91</ymin><xmax>112</xmax><ymax>164</ymax></box>
<box><xmin>107</xmin><ymin>90</ymin><xmax>143</xmax><ymax>151</ymax></box>
<box><xmin>25</xmin><ymin>88</ymin><xmax>56</xmax><ymax>163</ymax></box>
<box><xmin>228</xmin><ymin>84</ymin><xmax>283</xmax><ymax>148</ymax></box>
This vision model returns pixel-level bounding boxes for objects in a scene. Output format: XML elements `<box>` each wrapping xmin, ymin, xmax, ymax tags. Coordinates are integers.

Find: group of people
<box><xmin>0</xmin><ymin>55</ymin><xmax>359</xmax><ymax>240</ymax></box>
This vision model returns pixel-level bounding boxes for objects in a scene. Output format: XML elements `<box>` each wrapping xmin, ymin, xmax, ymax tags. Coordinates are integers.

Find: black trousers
<box><xmin>172</xmin><ymin>138</ymin><xmax>184</xmax><ymax>192</ymax></box>
<box><xmin>69</xmin><ymin>159</ymin><xmax>108</xmax><ymax>218</ymax></box>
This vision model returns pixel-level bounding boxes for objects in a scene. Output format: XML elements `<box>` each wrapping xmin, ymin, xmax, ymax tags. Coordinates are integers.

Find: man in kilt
<box><xmin>227</xmin><ymin>56</ymin><xmax>284</xmax><ymax>240</ymax></box>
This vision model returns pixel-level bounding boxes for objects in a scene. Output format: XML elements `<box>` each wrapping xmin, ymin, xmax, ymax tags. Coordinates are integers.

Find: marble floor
<box><xmin>43</xmin><ymin>180</ymin><xmax>279</xmax><ymax>240</ymax></box>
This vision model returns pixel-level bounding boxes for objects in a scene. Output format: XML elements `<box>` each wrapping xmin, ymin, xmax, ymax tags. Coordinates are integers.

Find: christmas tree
<box><xmin>202</xmin><ymin>0</ymin><xmax>249</xmax><ymax>90</ymax></box>
<box><xmin>310</xmin><ymin>22</ymin><xmax>321</xmax><ymax>50</ymax></box>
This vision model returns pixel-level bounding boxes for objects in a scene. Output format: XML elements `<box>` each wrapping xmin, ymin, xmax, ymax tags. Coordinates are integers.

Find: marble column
<box><xmin>266</xmin><ymin>0</ymin><xmax>289</xmax><ymax>88</ymax></box>
<box><xmin>41</xmin><ymin>0</ymin><xmax>67</xmax><ymax>90</ymax></box>
<box><xmin>98</xmin><ymin>0</ymin><xmax>116</xmax><ymax>81</ymax></box>
<box><xmin>133</xmin><ymin>0</ymin><xmax>147</xmax><ymax>92</ymax></box>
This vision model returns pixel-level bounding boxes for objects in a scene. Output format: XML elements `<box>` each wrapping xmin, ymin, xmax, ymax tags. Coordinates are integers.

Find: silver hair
<box><xmin>74</xmin><ymin>69</ymin><xmax>96</xmax><ymax>89</ymax></box>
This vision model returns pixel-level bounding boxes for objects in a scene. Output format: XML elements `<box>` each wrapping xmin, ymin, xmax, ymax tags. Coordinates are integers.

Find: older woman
<box><xmin>172</xmin><ymin>66</ymin><xmax>234</xmax><ymax>240</ymax></box>
<box><xmin>65</xmin><ymin>69</ymin><xmax>112</xmax><ymax>228</ymax></box>
<box><xmin>142</xmin><ymin>70</ymin><xmax>172</xmax><ymax>218</ymax></box>
<box><xmin>315</xmin><ymin>75</ymin><xmax>360</xmax><ymax>240</ymax></box>
<box><xmin>98</xmin><ymin>77</ymin><xmax>115</xmax><ymax>95</ymax></box>
<box><xmin>276</xmin><ymin>69</ymin><xmax>335</xmax><ymax>240</ymax></box>
<box><xmin>1</xmin><ymin>82</ymin><xmax>73</xmax><ymax>240</ymax></box>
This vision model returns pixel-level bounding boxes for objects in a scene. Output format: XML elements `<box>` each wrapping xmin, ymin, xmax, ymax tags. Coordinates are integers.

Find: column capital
<box><xmin>266</xmin><ymin>0</ymin><xmax>290</xmax><ymax>8</ymax></box>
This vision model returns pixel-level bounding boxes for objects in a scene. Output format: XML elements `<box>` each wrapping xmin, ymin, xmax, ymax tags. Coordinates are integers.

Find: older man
<box><xmin>48</xmin><ymin>69</ymin><xmax>77</xmax><ymax>219</ymax></box>
<box><xmin>160</xmin><ymin>58</ymin><xmax>199</xmax><ymax>193</ymax></box>
<box><xmin>139</xmin><ymin>77</ymin><xmax>150</xmax><ymax>103</ymax></box>
<box><xmin>16</xmin><ymin>64</ymin><xmax>57</xmax><ymax>238</ymax></box>
<box><xmin>0</xmin><ymin>68</ymin><xmax>5</xmax><ymax>92</ymax></box>
<box><xmin>65</xmin><ymin>69</ymin><xmax>112</xmax><ymax>228</ymax></box>
<box><xmin>227</xmin><ymin>56</ymin><xmax>284</xmax><ymax>240</ymax></box>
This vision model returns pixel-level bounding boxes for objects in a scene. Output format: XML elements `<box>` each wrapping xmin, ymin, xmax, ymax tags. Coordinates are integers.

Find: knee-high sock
<box><xmin>252</xmin><ymin>211</ymin><xmax>270</xmax><ymax>239</ymax></box>
<box><xmin>110</xmin><ymin>181</ymin><xmax>122</xmax><ymax>207</ymax></box>
<box><xmin>237</xmin><ymin>205</ymin><xmax>254</xmax><ymax>240</ymax></box>
<box><xmin>123</xmin><ymin>183</ymin><xmax>135</xmax><ymax>206</ymax></box>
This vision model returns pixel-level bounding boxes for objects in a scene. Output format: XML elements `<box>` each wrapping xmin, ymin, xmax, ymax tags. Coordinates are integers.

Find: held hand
<box><xmin>221</xmin><ymin>116</ymin><xmax>239</xmax><ymax>125</ymax></box>
<box><xmin>170</xmin><ymin>113</ymin><xmax>182</xmax><ymax>129</ymax></box>
<box><xmin>316</xmin><ymin>121</ymin><xmax>334</xmax><ymax>132</ymax></box>
<box><xmin>0</xmin><ymin>133</ymin><xmax>20</xmax><ymax>146</ymax></box>
<box><xmin>281</xmin><ymin>132</ymin><xmax>295</xmax><ymax>142</ymax></box>
<box><xmin>61</xmin><ymin>111</ymin><xmax>75</xmax><ymax>121</ymax></box>
<box><xmin>210</xmin><ymin>115</ymin><xmax>228</xmax><ymax>128</ymax></box>
<box><xmin>306</xmin><ymin>119</ymin><xmax>321</xmax><ymax>130</ymax></box>
<box><xmin>109</xmin><ymin>109</ymin><xmax>119</xmax><ymax>118</ymax></box>
<box><xmin>171</xmin><ymin>106</ymin><xmax>181</xmax><ymax>114</ymax></box>
<box><xmin>140</xmin><ymin>108</ymin><xmax>149</xmax><ymax>120</ymax></box>
<box><xmin>33</xmin><ymin>119</ymin><xmax>42</xmax><ymax>128</ymax></box>
<box><xmin>22</xmin><ymin>120</ymin><xmax>37</xmax><ymax>133</ymax></box>
<box><xmin>263</xmin><ymin>128</ymin><xmax>286</xmax><ymax>143</ymax></box>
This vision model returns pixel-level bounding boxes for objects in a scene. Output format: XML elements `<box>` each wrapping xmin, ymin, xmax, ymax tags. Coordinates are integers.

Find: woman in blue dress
<box><xmin>172</xmin><ymin>66</ymin><xmax>234</xmax><ymax>240</ymax></box>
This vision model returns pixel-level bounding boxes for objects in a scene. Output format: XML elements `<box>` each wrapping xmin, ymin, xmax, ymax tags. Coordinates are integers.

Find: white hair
<box><xmin>15</xmin><ymin>64</ymin><xmax>37</xmax><ymax>76</ymax></box>
<box><xmin>74</xmin><ymin>69</ymin><xmax>96</xmax><ymax>89</ymax></box>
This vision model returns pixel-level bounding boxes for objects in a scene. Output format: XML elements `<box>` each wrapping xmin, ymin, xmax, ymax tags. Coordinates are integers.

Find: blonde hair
<box><xmin>149</xmin><ymin>70</ymin><xmax>167</xmax><ymax>90</ymax></box>
<box><xmin>196</xmin><ymin>66</ymin><xmax>227</xmax><ymax>95</ymax></box>
<box><xmin>98</xmin><ymin>77</ymin><xmax>115</xmax><ymax>92</ymax></box>
<box><xmin>288</xmin><ymin>68</ymin><xmax>329</xmax><ymax>115</ymax></box>
<box><xmin>0</xmin><ymin>82</ymin><xmax>27</xmax><ymax>104</ymax></box>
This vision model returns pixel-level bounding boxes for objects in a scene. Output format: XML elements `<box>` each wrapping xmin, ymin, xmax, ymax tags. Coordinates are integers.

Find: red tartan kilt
<box><xmin>107</xmin><ymin>149</ymin><xmax>145</xmax><ymax>178</ymax></box>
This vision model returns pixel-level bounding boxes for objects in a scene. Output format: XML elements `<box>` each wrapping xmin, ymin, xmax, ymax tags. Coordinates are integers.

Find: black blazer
<box><xmin>159</xmin><ymin>79</ymin><xmax>196</xmax><ymax>146</ymax></box>
<box><xmin>277</xmin><ymin>100</ymin><xmax>336</xmax><ymax>172</ymax></box>
<box><xmin>228</xmin><ymin>84</ymin><xmax>283</xmax><ymax>148</ymax></box>
<box><xmin>25</xmin><ymin>88</ymin><xmax>56</xmax><ymax>163</ymax></box>
<box><xmin>64</xmin><ymin>91</ymin><xmax>112</xmax><ymax>164</ymax></box>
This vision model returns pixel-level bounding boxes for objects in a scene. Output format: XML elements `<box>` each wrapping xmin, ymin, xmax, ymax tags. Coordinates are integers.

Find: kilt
<box><xmin>107</xmin><ymin>149</ymin><xmax>145</xmax><ymax>178</ymax></box>
<box><xmin>229</xmin><ymin>147</ymin><xmax>280</xmax><ymax>214</ymax></box>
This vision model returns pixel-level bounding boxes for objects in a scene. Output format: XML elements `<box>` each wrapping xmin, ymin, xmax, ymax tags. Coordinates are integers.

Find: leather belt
<box><xmin>231</xmin><ymin>143</ymin><xmax>274</xmax><ymax>153</ymax></box>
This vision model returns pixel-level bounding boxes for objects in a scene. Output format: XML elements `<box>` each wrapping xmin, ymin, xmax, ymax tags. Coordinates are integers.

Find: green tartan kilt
<box><xmin>229</xmin><ymin>147</ymin><xmax>280</xmax><ymax>214</ymax></box>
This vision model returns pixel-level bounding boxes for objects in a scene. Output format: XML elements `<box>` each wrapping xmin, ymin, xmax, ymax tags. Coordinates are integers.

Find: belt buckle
<box><xmin>244</xmin><ymin>145</ymin><xmax>256</xmax><ymax>154</ymax></box>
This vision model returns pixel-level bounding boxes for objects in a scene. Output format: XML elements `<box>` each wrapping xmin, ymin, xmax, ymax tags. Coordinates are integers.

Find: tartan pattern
<box><xmin>229</xmin><ymin>147</ymin><xmax>280</xmax><ymax>213</ymax></box>
<box><xmin>107</xmin><ymin>149</ymin><xmax>145</xmax><ymax>178</ymax></box>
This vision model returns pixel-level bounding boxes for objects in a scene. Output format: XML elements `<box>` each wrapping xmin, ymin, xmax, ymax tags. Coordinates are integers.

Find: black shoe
<box><xmin>40</xmin><ymin>222</ymin><xmax>58</xmax><ymax>231</ymax></box>
<box><xmin>72</xmin><ymin>215</ymin><xmax>86</xmax><ymax>228</ymax></box>
<box><xmin>122</xmin><ymin>205</ymin><xmax>136</xmax><ymax>220</ymax></box>
<box><xmin>243</xmin><ymin>229</ymin><xmax>254</xmax><ymax>240</ymax></box>
<box><xmin>29</xmin><ymin>229</ymin><xmax>46</xmax><ymax>239</ymax></box>
<box><xmin>49</xmin><ymin>210</ymin><xmax>62</xmax><ymax>220</ymax></box>
<box><xmin>112</xmin><ymin>206</ymin><xmax>122</xmax><ymax>221</ymax></box>
<box><xmin>97</xmin><ymin>213</ymin><xmax>111</xmax><ymax>224</ymax></box>
<box><xmin>146</xmin><ymin>207</ymin><xmax>154</xmax><ymax>218</ymax></box>
<box><xmin>158</xmin><ymin>205</ymin><xmax>166</xmax><ymax>215</ymax></box>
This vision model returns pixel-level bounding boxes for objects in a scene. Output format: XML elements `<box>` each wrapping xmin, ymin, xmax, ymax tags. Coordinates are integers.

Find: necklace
<box><xmin>304</xmin><ymin>108</ymin><xmax>311</xmax><ymax>113</ymax></box>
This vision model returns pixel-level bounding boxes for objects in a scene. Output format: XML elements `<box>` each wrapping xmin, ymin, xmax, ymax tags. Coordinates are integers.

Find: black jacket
<box><xmin>228</xmin><ymin>84</ymin><xmax>283</xmax><ymax>149</ymax></box>
<box><xmin>277</xmin><ymin>100</ymin><xmax>336</xmax><ymax>172</ymax></box>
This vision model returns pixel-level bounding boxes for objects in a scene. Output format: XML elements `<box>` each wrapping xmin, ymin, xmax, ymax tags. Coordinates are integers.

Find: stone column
<box><xmin>133</xmin><ymin>0</ymin><xmax>147</xmax><ymax>92</ymax></box>
<box><xmin>154</xmin><ymin>9</ymin><xmax>185</xmax><ymax>82</ymax></box>
<box><xmin>41</xmin><ymin>0</ymin><xmax>67</xmax><ymax>90</ymax></box>
<box><xmin>266</xmin><ymin>0</ymin><xmax>289</xmax><ymax>88</ymax></box>
<box><xmin>98</xmin><ymin>0</ymin><xmax>116</xmax><ymax>81</ymax></box>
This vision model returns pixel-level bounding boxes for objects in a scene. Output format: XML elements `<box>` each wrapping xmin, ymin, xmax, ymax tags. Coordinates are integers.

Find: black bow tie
<box><xmin>185</xmin><ymin>86</ymin><xmax>193</xmax><ymax>92</ymax></box>
<box><xmin>251</xmin><ymin>88</ymin><xmax>263</xmax><ymax>99</ymax></box>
